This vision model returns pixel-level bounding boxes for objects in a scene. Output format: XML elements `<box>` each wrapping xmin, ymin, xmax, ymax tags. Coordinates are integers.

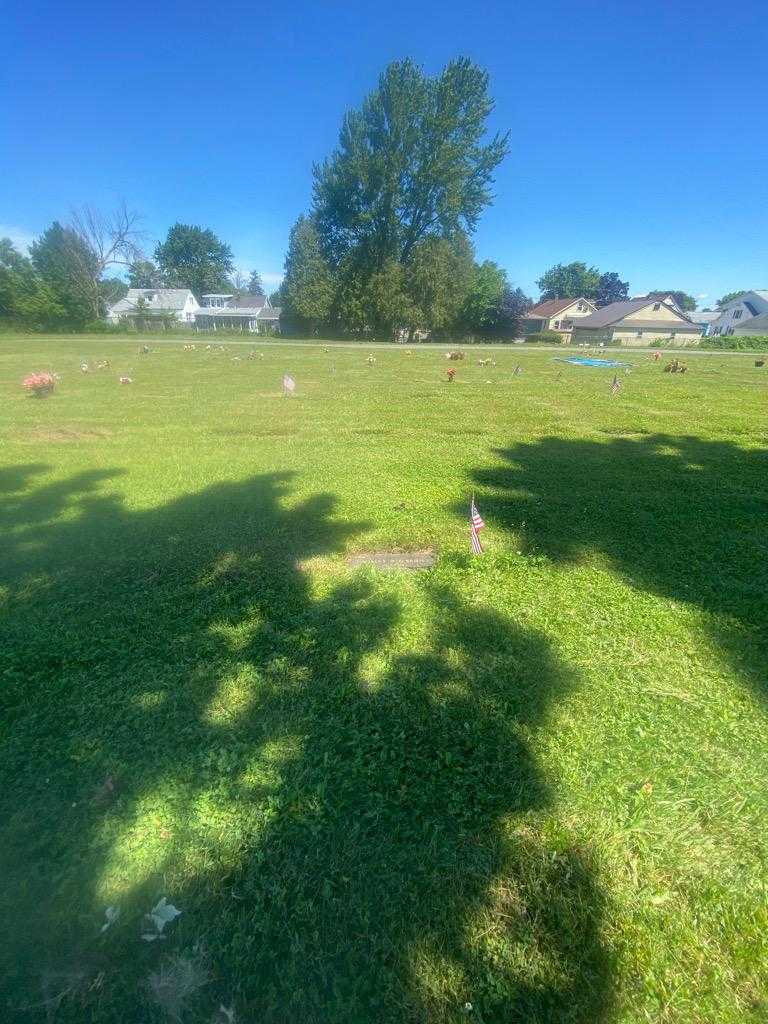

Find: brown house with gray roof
<box><xmin>570</xmin><ymin>298</ymin><xmax>702</xmax><ymax>346</ymax></box>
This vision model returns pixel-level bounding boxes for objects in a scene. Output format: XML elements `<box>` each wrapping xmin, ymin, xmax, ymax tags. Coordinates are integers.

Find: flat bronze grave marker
<box><xmin>347</xmin><ymin>549</ymin><xmax>437</xmax><ymax>571</ymax></box>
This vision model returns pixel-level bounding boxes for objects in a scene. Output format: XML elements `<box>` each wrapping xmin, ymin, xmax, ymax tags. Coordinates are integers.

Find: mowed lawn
<box><xmin>1</xmin><ymin>336</ymin><xmax>767</xmax><ymax>1024</ymax></box>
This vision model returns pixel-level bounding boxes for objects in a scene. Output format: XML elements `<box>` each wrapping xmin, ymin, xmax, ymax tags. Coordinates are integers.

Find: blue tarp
<box><xmin>554</xmin><ymin>356</ymin><xmax>632</xmax><ymax>368</ymax></box>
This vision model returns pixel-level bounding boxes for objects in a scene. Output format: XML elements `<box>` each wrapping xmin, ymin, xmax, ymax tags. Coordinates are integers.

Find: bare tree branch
<box><xmin>65</xmin><ymin>202</ymin><xmax>145</xmax><ymax>318</ymax></box>
<box><xmin>69</xmin><ymin>202</ymin><xmax>145</xmax><ymax>277</ymax></box>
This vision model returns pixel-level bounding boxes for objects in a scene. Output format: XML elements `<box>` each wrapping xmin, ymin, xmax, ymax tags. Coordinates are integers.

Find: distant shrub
<box><xmin>524</xmin><ymin>330</ymin><xmax>563</xmax><ymax>344</ymax></box>
<box><xmin>1</xmin><ymin>318</ymin><xmax>136</xmax><ymax>335</ymax></box>
<box><xmin>81</xmin><ymin>320</ymin><xmax>135</xmax><ymax>334</ymax></box>
<box><xmin>702</xmin><ymin>335</ymin><xmax>768</xmax><ymax>352</ymax></box>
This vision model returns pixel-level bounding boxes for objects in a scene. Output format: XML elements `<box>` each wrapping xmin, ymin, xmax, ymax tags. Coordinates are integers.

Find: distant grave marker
<box><xmin>347</xmin><ymin>549</ymin><xmax>437</xmax><ymax>571</ymax></box>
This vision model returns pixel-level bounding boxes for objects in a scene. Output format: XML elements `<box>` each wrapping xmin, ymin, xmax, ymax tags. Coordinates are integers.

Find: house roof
<box><xmin>525</xmin><ymin>297</ymin><xmax>591</xmax><ymax>318</ymax></box>
<box><xmin>109</xmin><ymin>288</ymin><xmax>195</xmax><ymax>314</ymax></box>
<box><xmin>688</xmin><ymin>310</ymin><xmax>722</xmax><ymax>323</ymax></box>
<box><xmin>733</xmin><ymin>312</ymin><xmax>768</xmax><ymax>333</ymax></box>
<box><xmin>573</xmin><ymin>321</ymin><xmax>701</xmax><ymax>333</ymax></box>
<box><xmin>718</xmin><ymin>290</ymin><xmax>768</xmax><ymax>310</ymax></box>
<box><xmin>194</xmin><ymin>304</ymin><xmax>281</xmax><ymax>319</ymax></box>
<box><xmin>569</xmin><ymin>298</ymin><xmax>696</xmax><ymax>329</ymax></box>
<box><xmin>196</xmin><ymin>308</ymin><xmax>261</xmax><ymax>318</ymax></box>
<box><xmin>227</xmin><ymin>293</ymin><xmax>267</xmax><ymax>310</ymax></box>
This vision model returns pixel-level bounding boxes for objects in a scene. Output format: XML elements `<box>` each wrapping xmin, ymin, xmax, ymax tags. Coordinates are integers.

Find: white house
<box><xmin>710</xmin><ymin>291</ymin><xmax>768</xmax><ymax>336</ymax></box>
<box><xmin>193</xmin><ymin>293</ymin><xmax>281</xmax><ymax>333</ymax></box>
<box><xmin>107</xmin><ymin>289</ymin><xmax>199</xmax><ymax>324</ymax></box>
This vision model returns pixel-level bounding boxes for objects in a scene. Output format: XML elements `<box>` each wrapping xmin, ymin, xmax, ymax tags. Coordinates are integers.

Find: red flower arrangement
<box><xmin>22</xmin><ymin>371</ymin><xmax>56</xmax><ymax>397</ymax></box>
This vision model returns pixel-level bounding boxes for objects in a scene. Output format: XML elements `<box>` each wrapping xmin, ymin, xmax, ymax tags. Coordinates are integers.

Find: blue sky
<box><xmin>2</xmin><ymin>0</ymin><xmax>766</xmax><ymax>306</ymax></box>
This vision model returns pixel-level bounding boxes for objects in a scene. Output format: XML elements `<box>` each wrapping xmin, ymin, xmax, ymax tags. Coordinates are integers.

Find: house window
<box><xmin>553</xmin><ymin>320</ymin><xmax>560</xmax><ymax>329</ymax></box>
<box><xmin>733</xmin><ymin>310</ymin><xmax>742</xmax><ymax>319</ymax></box>
<box><xmin>653</xmin><ymin>302</ymin><xmax>661</xmax><ymax>311</ymax></box>
<box><xmin>577</xmin><ymin>301</ymin><xmax>586</xmax><ymax>311</ymax></box>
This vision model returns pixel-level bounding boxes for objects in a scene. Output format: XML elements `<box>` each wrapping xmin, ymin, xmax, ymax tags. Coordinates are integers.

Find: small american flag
<box><xmin>470</xmin><ymin>495</ymin><xmax>485</xmax><ymax>554</ymax></box>
<box><xmin>282</xmin><ymin>374</ymin><xmax>296</xmax><ymax>395</ymax></box>
<box><xmin>513</xmin><ymin>365</ymin><xmax>522</xmax><ymax>376</ymax></box>
<box><xmin>611</xmin><ymin>374</ymin><xmax>621</xmax><ymax>395</ymax></box>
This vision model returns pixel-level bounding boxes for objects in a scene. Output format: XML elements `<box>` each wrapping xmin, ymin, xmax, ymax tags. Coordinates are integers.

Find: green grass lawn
<box><xmin>1</xmin><ymin>336</ymin><xmax>767</xmax><ymax>1023</ymax></box>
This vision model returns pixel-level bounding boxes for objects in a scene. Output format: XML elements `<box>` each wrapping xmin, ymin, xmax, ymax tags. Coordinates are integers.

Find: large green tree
<box><xmin>30</xmin><ymin>222</ymin><xmax>100</xmax><ymax>323</ymax></box>
<box><xmin>99</xmin><ymin>277</ymin><xmax>128</xmax><ymax>305</ymax></box>
<box><xmin>406</xmin><ymin>234</ymin><xmax>475</xmax><ymax>336</ymax></box>
<box><xmin>128</xmin><ymin>259</ymin><xmax>163</xmax><ymax>288</ymax></box>
<box><xmin>595</xmin><ymin>271</ymin><xmax>629</xmax><ymax>307</ymax></box>
<box><xmin>536</xmin><ymin>262</ymin><xmax>601</xmax><ymax>301</ymax></box>
<box><xmin>359</xmin><ymin>260</ymin><xmax>414</xmax><ymax>339</ymax></box>
<box><xmin>461</xmin><ymin>261</ymin><xmax>530</xmax><ymax>340</ymax></box>
<box><xmin>282</xmin><ymin>215</ymin><xmax>335</xmax><ymax>334</ymax></box>
<box><xmin>154</xmin><ymin>224</ymin><xmax>234</xmax><ymax>299</ymax></box>
<box><xmin>489</xmin><ymin>285</ymin><xmax>531</xmax><ymax>340</ymax></box>
<box><xmin>313</xmin><ymin>58</ymin><xmax>509</xmax><ymax>271</ymax></box>
<box><xmin>0</xmin><ymin>238</ymin><xmax>64</xmax><ymax>324</ymax></box>
<box><xmin>462</xmin><ymin>260</ymin><xmax>507</xmax><ymax>335</ymax></box>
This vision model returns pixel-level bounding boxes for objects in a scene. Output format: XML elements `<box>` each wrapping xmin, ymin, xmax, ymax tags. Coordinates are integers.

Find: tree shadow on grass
<box><xmin>1</xmin><ymin>466</ymin><xmax>612</xmax><ymax>1022</ymax></box>
<box><xmin>473</xmin><ymin>433</ymin><xmax>768</xmax><ymax>700</ymax></box>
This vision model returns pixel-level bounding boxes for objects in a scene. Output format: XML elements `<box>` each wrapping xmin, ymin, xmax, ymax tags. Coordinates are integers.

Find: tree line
<box><xmin>535</xmin><ymin>262</ymin><xmax>698</xmax><ymax>313</ymax></box>
<box><xmin>2</xmin><ymin>56</ymin><xmax>714</xmax><ymax>337</ymax></box>
<box><xmin>0</xmin><ymin>214</ymin><xmax>268</xmax><ymax>330</ymax></box>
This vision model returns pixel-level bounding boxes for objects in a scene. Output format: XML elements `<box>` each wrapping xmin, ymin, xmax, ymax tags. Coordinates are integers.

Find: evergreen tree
<box><xmin>406</xmin><ymin>234</ymin><xmax>475</xmax><ymax>336</ymax></box>
<box><xmin>462</xmin><ymin>260</ymin><xmax>507</xmax><ymax>336</ymax></box>
<box><xmin>282</xmin><ymin>215</ymin><xmax>335</xmax><ymax>334</ymax></box>
<box><xmin>0</xmin><ymin>238</ymin><xmax>64</xmax><ymax>324</ymax></box>
<box><xmin>30</xmin><ymin>222</ymin><xmax>99</xmax><ymax>323</ymax></box>
<box><xmin>247</xmin><ymin>270</ymin><xmax>264</xmax><ymax>295</ymax></box>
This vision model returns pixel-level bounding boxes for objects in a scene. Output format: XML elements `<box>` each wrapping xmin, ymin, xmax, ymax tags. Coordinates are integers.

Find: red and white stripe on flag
<box><xmin>470</xmin><ymin>496</ymin><xmax>485</xmax><ymax>554</ymax></box>
<box><xmin>471</xmin><ymin>498</ymin><xmax>485</xmax><ymax>531</ymax></box>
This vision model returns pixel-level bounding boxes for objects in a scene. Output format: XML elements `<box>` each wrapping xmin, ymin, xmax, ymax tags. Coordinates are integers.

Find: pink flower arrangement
<box><xmin>22</xmin><ymin>371</ymin><xmax>56</xmax><ymax>397</ymax></box>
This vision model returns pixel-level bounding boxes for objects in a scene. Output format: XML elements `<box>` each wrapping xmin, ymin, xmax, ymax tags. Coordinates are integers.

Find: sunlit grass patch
<box><xmin>0</xmin><ymin>337</ymin><xmax>766</xmax><ymax>1022</ymax></box>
